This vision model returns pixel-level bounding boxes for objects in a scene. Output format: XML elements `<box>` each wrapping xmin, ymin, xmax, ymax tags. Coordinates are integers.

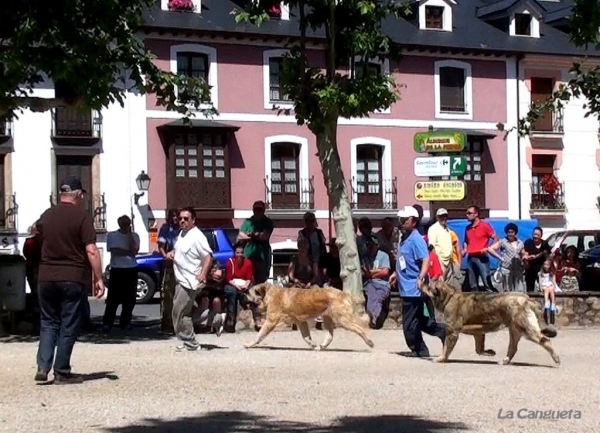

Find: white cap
<box><xmin>397</xmin><ymin>205</ymin><xmax>420</xmax><ymax>219</ymax></box>
<box><xmin>436</xmin><ymin>208</ymin><xmax>449</xmax><ymax>216</ymax></box>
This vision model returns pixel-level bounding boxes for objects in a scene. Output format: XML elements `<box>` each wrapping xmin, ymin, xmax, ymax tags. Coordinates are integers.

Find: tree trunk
<box><xmin>314</xmin><ymin>119</ymin><xmax>366</xmax><ymax>318</ymax></box>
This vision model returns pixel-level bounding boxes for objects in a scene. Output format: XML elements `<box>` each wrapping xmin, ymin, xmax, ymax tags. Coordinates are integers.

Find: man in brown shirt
<box><xmin>35</xmin><ymin>178</ymin><xmax>105</xmax><ymax>384</ymax></box>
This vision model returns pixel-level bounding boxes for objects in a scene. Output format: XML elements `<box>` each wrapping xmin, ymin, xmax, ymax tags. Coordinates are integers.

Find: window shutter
<box><xmin>439</xmin><ymin>67</ymin><xmax>466</xmax><ymax>112</ymax></box>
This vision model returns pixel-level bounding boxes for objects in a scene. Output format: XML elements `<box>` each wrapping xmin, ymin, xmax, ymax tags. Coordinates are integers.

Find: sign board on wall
<box><xmin>414</xmin><ymin>181</ymin><xmax>466</xmax><ymax>201</ymax></box>
<box><xmin>413</xmin><ymin>156</ymin><xmax>467</xmax><ymax>177</ymax></box>
<box><xmin>414</xmin><ymin>131</ymin><xmax>466</xmax><ymax>153</ymax></box>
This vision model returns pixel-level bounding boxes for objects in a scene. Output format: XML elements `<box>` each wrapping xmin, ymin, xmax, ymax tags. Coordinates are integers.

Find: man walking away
<box><xmin>393</xmin><ymin>206</ymin><xmax>445</xmax><ymax>358</ymax></box>
<box><xmin>463</xmin><ymin>205</ymin><xmax>498</xmax><ymax>292</ymax></box>
<box><xmin>102</xmin><ymin>215</ymin><xmax>140</xmax><ymax>332</ymax></box>
<box><xmin>35</xmin><ymin>178</ymin><xmax>105</xmax><ymax>384</ymax></box>
<box><xmin>170</xmin><ymin>207</ymin><xmax>214</xmax><ymax>351</ymax></box>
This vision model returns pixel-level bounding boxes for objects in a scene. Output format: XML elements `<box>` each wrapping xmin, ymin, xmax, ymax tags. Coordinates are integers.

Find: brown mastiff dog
<box><xmin>243</xmin><ymin>283</ymin><xmax>374</xmax><ymax>351</ymax></box>
<box><xmin>422</xmin><ymin>281</ymin><xmax>561</xmax><ymax>367</ymax></box>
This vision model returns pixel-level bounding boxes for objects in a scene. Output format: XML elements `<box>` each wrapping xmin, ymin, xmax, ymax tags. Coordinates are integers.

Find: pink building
<box><xmin>140</xmin><ymin>0</ymin><xmax>560</xmax><ymax>246</ymax></box>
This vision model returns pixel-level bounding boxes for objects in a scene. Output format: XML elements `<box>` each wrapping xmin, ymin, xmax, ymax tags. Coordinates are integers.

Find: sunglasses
<box><xmin>179</xmin><ymin>216</ymin><xmax>190</xmax><ymax>221</ymax></box>
<box><xmin>466</xmin><ymin>211</ymin><xmax>475</xmax><ymax>216</ymax></box>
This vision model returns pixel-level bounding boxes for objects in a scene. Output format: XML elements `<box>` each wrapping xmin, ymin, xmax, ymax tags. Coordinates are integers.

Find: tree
<box><xmin>236</xmin><ymin>1</ymin><xmax>408</xmax><ymax>313</ymax></box>
<box><xmin>0</xmin><ymin>0</ymin><xmax>213</xmax><ymax>118</ymax></box>
<box><xmin>519</xmin><ymin>0</ymin><xmax>600</xmax><ymax>135</ymax></box>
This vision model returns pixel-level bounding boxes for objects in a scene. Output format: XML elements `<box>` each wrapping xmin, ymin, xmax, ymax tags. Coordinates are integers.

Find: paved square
<box><xmin>0</xmin><ymin>328</ymin><xmax>597</xmax><ymax>433</ymax></box>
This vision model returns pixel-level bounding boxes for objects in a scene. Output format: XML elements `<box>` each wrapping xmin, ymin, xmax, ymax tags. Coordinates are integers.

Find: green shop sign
<box><xmin>414</xmin><ymin>131</ymin><xmax>466</xmax><ymax>153</ymax></box>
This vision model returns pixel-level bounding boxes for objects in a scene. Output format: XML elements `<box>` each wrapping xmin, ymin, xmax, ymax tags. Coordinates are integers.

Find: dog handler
<box><xmin>393</xmin><ymin>206</ymin><xmax>446</xmax><ymax>358</ymax></box>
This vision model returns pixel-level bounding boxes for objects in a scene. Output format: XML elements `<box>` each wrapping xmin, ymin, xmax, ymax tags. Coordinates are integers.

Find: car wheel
<box><xmin>136</xmin><ymin>272</ymin><xmax>156</xmax><ymax>304</ymax></box>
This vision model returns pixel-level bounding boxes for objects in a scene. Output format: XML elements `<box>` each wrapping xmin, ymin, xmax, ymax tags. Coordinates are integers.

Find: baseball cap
<box><xmin>397</xmin><ymin>205</ymin><xmax>420</xmax><ymax>219</ymax></box>
<box><xmin>59</xmin><ymin>177</ymin><xmax>86</xmax><ymax>193</ymax></box>
<box><xmin>436</xmin><ymin>208</ymin><xmax>449</xmax><ymax>216</ymax></box>
<box><xmin>252</xmin><ymin>200</ymin><xmax>266</xmax><ymax>210</ymax></box>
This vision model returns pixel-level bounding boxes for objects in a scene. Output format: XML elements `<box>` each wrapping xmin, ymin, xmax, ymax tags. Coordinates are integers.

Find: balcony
<box><xmin>264</xmin><ymin>176</ymin><xmax>315</xmax><ymax>218</ymax></box>
<box><xmin>350</xmin><ymin>177</ymin><xmax>398</xmax><ymax>216</ymax></box>
<box><xmin>51</xmin><ymin>107</ymin><xmax>102</xmax><ymax>145</ymax></box>
<box><xmin>0</xmin><ymin>193</ymin><xmax>18</xmax><ymax>233</ymax></box>
<box><xmin>530</xmin><ymin>107</ymin><xmax>564</xmax><ymax>139</ymax></box>
<box><xmin>529</xmin><ymin>179</ymin><xmax>566</xmax><ymax>216</ymax></box>
<box><xmin>0</xmin><ymin>119</ymin><xmax>12</xmax><ymax>144</ymax></box>
<box><xmin>50</xmin><ymin>192</ymin><xmax>107</xmax><ymax>232</ymax></box>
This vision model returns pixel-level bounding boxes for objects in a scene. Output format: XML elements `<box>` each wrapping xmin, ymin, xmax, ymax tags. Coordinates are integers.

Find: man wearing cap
<box><xmin>427</xmin><ymin>208</ymin><xmax>454</xmax><ymax>280</ymax></box>
<box><xmin>361</xmin><ymin>234</ymin><xmax>391</xmax><ymax>328</ymax></box>
<box><xmin>393</xmin><ymin>205</ymin><xmax>446</xmax><ymax>358</ymax></box>
<box><xmin>237</xmin><ymin>201</ymin><xmax>274</xmax><ymax>329</ymax></box>
<box><xmin>35</xmin><ymin>178</ymin><xmax>105</xmax><ymax>384</ymax></box>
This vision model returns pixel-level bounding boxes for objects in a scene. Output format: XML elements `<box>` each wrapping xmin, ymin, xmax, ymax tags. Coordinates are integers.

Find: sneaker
<box><xmin>176</xmin><ymin>341</ymin><xmax>200</xmax><ymax>352</ymax></box>
<box><xmin>34</xmin><ymin>369</ymin><xmax>48</xmax><ymax>382</ymax></box>
<box><xmin>54</xmin><ymin>373</ymin><xmax>84</xmax><ymax>385</ymax></box>
<box><xmin>212</xmin><ymin>313</ymin><xmax>225</xmax><ymax>337</ymax></box>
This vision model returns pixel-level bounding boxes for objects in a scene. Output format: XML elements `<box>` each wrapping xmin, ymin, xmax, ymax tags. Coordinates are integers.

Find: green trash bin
<box><xmin>0</xmin><ymin>254</ymin><xmax>27</xmax><ymax>312</ymax></box>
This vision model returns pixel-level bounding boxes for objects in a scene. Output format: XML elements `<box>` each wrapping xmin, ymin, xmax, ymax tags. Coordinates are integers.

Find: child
<box><xmin>539</xmin><ymin>259</ymin><xmax>560</xmax><ymax>327</ymax></box>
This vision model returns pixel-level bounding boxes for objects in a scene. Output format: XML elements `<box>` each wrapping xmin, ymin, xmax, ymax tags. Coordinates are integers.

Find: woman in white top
<box><xmin>539</xmin><ymin>259</ymin><xmax>560</xmax><ymax>327</ymax></box>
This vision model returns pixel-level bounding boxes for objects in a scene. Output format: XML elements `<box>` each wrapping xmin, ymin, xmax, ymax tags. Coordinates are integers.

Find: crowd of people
<box><xmin>25</xmin><ymin>177</ymin><xmax>581</xmax><ymax>380</ymax></box>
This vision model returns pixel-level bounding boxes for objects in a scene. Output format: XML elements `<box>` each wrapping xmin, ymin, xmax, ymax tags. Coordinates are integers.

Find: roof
<box><xmin>156</xmin><ymin>119</ymin><xmax>240</xmax><ymax>130</ymax></box>
<box><xmin>141</xmin><ymin>0</ymin><xmax>598</xmax><ymax>58</ymax></box>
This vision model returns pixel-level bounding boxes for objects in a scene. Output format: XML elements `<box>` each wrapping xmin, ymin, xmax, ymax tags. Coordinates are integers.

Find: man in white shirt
<box><xmin>102</xmin><ymin>215</ymin><xmax>140</xmax><ymax>332</ymax></box>
<box><xmin>427</xmin><ymin>208</ymin><xmax>454</xmax><ymax>280</ymax></box>
<box><xmin>169</xmin><ymin>207</ymin><xmax>215</xmax><ymax>351</ymax></box>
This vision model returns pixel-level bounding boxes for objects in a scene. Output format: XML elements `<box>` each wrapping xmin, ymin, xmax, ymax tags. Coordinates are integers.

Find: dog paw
<box><xmin>433</xmin><ymin>356</ymin><xmax>446</xmax><ymax>363</ymax></box>
<box><xmin>501</xmin><ymin>357</ymin><xmax>511</xmax><ymax>365</ymax></box>
<box><xmin>479</xmin><ymin>349</ymin><xmax>496</xmax><ymax>357</ymax></box>
<box><xmin>243</xmin><ymin>342</ymin><xmax>255</xmax><ymax>349</ymax></box>
<box><xmin>367</xmin><ymin>340</ymin><xmax>375</xmax><ymax>349</ymax></box>
<box><xmin>314</xmin><ymin>345</ymin><xmax>323</xmax><ymax>351</ymax></box>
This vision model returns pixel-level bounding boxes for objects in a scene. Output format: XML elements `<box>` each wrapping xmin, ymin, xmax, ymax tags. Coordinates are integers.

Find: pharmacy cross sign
<box><xmin>413</xmin><ymin>156</ymin><xmax>467</xmax><ymax>177</ymax></box>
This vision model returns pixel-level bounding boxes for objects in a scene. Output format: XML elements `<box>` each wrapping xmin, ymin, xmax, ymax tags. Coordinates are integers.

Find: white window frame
<box><xmin>170</xmin><ymin>44</ymin><xmax>218</xmax><ymax>110</ymax></box>
<box><xmin>510</xmin><ymin>10</ymin><xmax>540</xmax><ymax>38</ymax></box>
<box><xmin>264</xmin><ymin>135</ymin><xmax>309</xmax><ymax>205</ymax></box>
<box><xmin>263</xmin><ymin>49</ymin><xmax>294</xmax><ymax>110</ymax></box>
<box><xmin>419</xmin><ymin>0</ymin><xmax>455</xmax><ymax>32</ymax></box>
<box><xmin>434</xmin><ymin>59</ymin><xmax>473</xmax><ymax>120</ymax></box>
<box><xmin>161</xmin><ymin>0</ymin><xmax>201</xmax><ymax>13</ymax></box>
<box><xmin>350</xmin><ymin>137</ymin><xmax>392</xmax><ymax>205</ymax></box>
<box><xmin>351</xmin><ymin>55</ymin><xmax>391</xmax><ymax>114</ymax></box>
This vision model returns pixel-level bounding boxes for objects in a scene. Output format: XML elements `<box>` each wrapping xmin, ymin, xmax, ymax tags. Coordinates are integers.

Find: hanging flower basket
<box><xmin>168</xmin><ymin>0</ymin><xmax>195</xmax><ymax>12</ymax></box>
<box><xmin>267</xmin><ymin>5</ymin><xmax>282</xmax><ymax>18</ymax></box>
<box><xmin>540</xmin><ymin>174</ymin><xmax>561</xmax><ymax>198</ymax></box>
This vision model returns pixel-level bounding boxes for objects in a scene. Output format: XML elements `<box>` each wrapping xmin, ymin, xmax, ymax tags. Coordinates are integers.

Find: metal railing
<box><xmin>531</xmin><ymin>107</ymin><xmax>564</xmax><ymax>134</ymax></box>
<box><xmin>350</xmin><ymin>177</ymin><xmax>397</xmax><ymax>210</ymax></box>
<box><xmin>50</xmin><ymin>192</ymin><xmax>107</xmax><ymax>231</ymax></box>
<box><xmin>51</xmin><ymin>107</ymin><xmax>102</xmax><ymax>138</ymax></box>
<box><xmin>264</xmin><ymin>176</ymin><xmax>315</xmax><ymax>210</ymax></box>
<box><xmin>0</xmin><ymin>193</ymin><xmax>18</xmax><ymax>231</ymax></box>
<box><xmin>0</xmin><ymin>120</ymin><xmax>12</xmax><ymax>137</ymax></box>
<box><xmin>530</xmin><ymin>180</ymin><xmax>566</xmax><ymax>210</ymax></box>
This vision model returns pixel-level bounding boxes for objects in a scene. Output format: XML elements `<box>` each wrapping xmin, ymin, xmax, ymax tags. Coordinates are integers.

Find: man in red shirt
<box><xmin>463</xmin><ymin>205</ymin><xmax>498</xmax><ymax>292</ymax></box>
<box><xmin>223</xmin><ymin>242</ymin><xmax>256</xmax><ymax>332</ymax></box>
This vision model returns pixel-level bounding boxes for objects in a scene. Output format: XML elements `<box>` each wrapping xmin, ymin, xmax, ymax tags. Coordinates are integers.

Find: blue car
<box><xmin>103</xmin><ymin>228</ymin><xmax>238</xmax><ymax>303</ymax></box>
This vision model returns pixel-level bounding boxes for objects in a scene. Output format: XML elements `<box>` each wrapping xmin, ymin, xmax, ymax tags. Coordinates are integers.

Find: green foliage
<box><xmin>0</xmin><ymin>0</ymin><xmax>214</xmax><ymax>118</ymax></box>
<box><xmin>234</xmin><ymin>1</ymin><xmax>410</xmax><ymax>132</ymax></box>
<box><xmin>520</xmin><ymin>0</ymin><xmax>600</xmax><ymax>136</ymax></box>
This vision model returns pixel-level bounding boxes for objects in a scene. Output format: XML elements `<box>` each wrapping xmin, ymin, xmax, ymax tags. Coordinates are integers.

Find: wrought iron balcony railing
<box><xmin>264</xmin><ymin>176</ymin><xmax>315</xmax><ymax>211</ymax></box>
<box><xmin>531</xmin><ymin>107</ymin><xmax>564</xmax><ymax>135</ymax></box>
<box><xmin>51</xmin><ymin>107</ymin><xmax>102</xmax><ymax>139</ymax></box>
<box><xmin>350</xmin><ymin>177</ymin><xmax>398</xmax><ymax>210</ymax></box>
<box><xmin>530</xmin><ymin>180</ymin><xmax>566</xmax><ymax>211</ymax></box>
<box><xmin>50</xmin><ymin>192</ymin><xmax>107</xmax><ymax>231</ymax></box>
<box><xmin>0</xmin><ymin>193</ymin><xmax>18</xmax><ymax>232</ymax></box>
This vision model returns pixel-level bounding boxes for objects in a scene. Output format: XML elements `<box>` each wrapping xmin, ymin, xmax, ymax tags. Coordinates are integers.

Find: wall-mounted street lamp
<box><xmin>133</xmin><ymin>170</ymin><xmax>151</xmax><ymax>205</ymax></box>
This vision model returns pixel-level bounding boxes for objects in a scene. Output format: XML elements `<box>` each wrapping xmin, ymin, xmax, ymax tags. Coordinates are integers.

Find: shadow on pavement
<box><xmin>0</xmin><ymin>323</ymin><xmax>172</xmax><ymax>345</ymax></box>
<box><xmin>104</xmin><ymin>411</ymin><xmax>469</xmax><ymax>433</ymax></box>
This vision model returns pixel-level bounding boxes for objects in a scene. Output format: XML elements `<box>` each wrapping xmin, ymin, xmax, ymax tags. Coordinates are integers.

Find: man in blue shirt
<box><xmin>157</xmin><ymin>208</ymin><xmax>181</xmax><ymax>334</ymax></box>
<box><xmin>393</xmin><ymin>206</ymin><xmax>446</xmax><ymax>358</ymax></box>
<box><xmin>361</xmin><ymin>235</ymin><xmax>391</xmax><ymax>328</ymax></box>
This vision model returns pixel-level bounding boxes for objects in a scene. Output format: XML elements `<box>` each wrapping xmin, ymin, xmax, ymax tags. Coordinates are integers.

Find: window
<box><xmin>268</xmin><ymin>57</ymin><xmax>290</xmax><ymax>103</ymax></box>
<box><xmin>514</xmin><ymin>13</ymin><xmax>532</xmax><ymax>36</ymax></box>
<box><xmin>435</xmin><ymin>60</ymin><xmax>472</xmax><ymax>119</ymax></box>
<box><xmin>270</xmin><ymin>143</ymin><xmax>299</xmax><ymax>208</ymax></box>
<box><xmin>355</xmin><ymin>61</ymin><xmax>382</xmax><ymax>78</ymax></box>
<box><xmin>170</xmin><ymin>44</ymin><xmax>218</xmax><ymax>108</ymax></box>
<box><xmin>530</xmin><ymin>77</ymin><xmax>556</xmax><ymax>132</ymax></box>
<box><xmin>531</xmin><ymin>154</ymin><xmax>560</xmax><ymax>209</ymax></box>
<box><xmin>356</xmin><ymin>145</ymin><xmax>383</xmax><ymax>208</ymax></box>
<box><xmin>53</xmin><ymin>81</ymin><xmax>93</xmax><ymax>137</ymax></box>
<box><xmin>439</xmin><ymin>67</ymin><xmax>465</xmax><ymax>112</ymax></box>
<box><xmin>425</xmin><ymin>6</ymin><xmax>444</xmax><ymax>29</ymax></box>
<box><xmin>176</xmin><ymin>52</ymin><xmax>208</xmax><ymax>82</ymax></box>
<box><xmin>55</xmin><ymin>155</ymin><xmax>94</xmax><ymax>212</ymax></box>
<box><xmin>168</xmin><ymin>131</ymin><xmax>230</xmax><ymax>210</ymax></box>
<box><xmin>352</xmin><ymin>56</ymin><xmax>391</xmax><ymax>113</ymax></box>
